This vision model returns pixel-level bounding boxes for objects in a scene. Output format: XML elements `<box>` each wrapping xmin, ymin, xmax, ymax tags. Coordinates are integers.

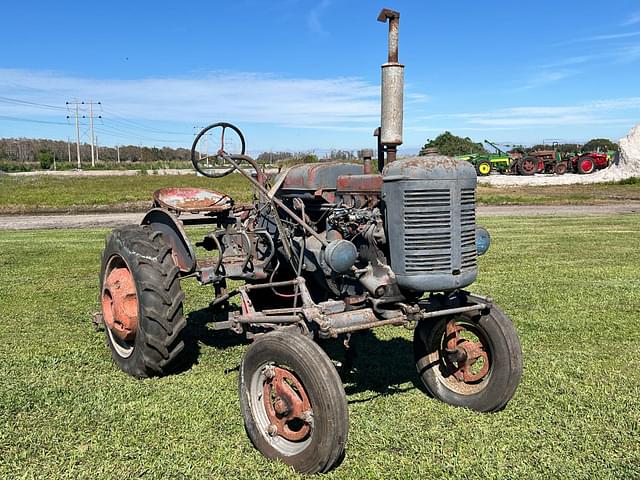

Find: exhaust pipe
<box><xmin>378</xmin><ymin>8</ymin><xmax>404</xmax><ymax>164</ymax></box>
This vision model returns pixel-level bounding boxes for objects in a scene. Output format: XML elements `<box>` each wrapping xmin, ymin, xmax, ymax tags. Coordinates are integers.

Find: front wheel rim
<box><xmin>432</xmin><ymin>317</ymin><xmax>493</xmax><ymax>395</ymax></box>
<box><xmin>250</xmin><ymin>362</ymin><xmax>314</xmax><ymax>456</ymax></box>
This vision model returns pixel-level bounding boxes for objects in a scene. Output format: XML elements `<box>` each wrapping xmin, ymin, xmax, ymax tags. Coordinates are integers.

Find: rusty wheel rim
<box><xmin>250</xmin><ymin>363</ymin><xmax>313</xmax><ymax>455</ymax></box>
<box><xmin>437</xmin><ymin>317</ymin><xmax>492</xmax><ymax>395</ymax></box>
<box><xmin>102</xmin><ymin>255</ymin><xmax>139</xmax><ymax>358</ymax></box>
<box><xmin>521</xmin><ymin>158</ymin><xmax>536</xmax><ymax>174</ymax></box>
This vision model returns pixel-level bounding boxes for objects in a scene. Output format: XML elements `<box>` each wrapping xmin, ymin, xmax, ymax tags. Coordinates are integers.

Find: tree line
<box><xmin>0</xmin><ymin>138</ymin><xmax>374</xmax><ymax>171</ymax></box>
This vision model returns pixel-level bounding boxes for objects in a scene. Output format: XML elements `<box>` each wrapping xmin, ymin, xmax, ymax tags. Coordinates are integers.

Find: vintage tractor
<box><xmin>517</xmin><ymin>144</ymin><xmax>567</xmax><ymax>176</ymax></box>
<box><xmin>477</xmin><ymin>140</ymin><xmax>515</xmax><ymax>175</ymax></box>
<box><xmin>95</xmin><ymin>9</ymin><xmax>523</xmax><ymax>474</ymax></box>
<box><xmin>455</xmin><ymin>140</ymin><xmax>513</xmax><ymax>177</ymax></box>
<box><xmin>567</xmin><ymin>151</ymin><xmax>610</xmax><ymax>174</ymax></box>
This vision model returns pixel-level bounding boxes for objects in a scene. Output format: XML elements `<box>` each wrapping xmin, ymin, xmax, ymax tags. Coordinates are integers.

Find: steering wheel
<box><xmin>190</xmin><ymin>122</ymin><xmax>246</xmax><ymax>178</ymax></box>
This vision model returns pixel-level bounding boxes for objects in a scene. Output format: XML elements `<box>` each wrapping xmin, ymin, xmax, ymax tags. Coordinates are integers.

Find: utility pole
<box><xmin>67</xmin><ymin>137</ymin><xmax>71</xmax><ymax>163</ymax></box>
<box><xmin>88</xmin><ymin>101</ymin><xmax>95</xmax><ymax>166</ymax></box>
<box><xmin>96</xmin><ymin>136</ymin><xmax>99</xmax><ymax>163</ymax></box>
<box><xmin>85</xmin><ymin>100</ymin><xmax>101</xmax><ymax>167</ymax></box>
<box><xmin>66</xmin><ymin>101</ymin><xmax>82</xmax><ymax>169</ymax></box>
<box><xmin>53</xmin><ymin>152</ymin><xmax>57</xmax><ymax>171</ymax></box>
<box><xmin>116</xmin><ymin>145</ymin><xmax>120</xmax><ymax>163</ymax></box>
<box><xmin>193</xmin><ymin>126</ymin><xmax>211</xmax><ymax>166</ymax></box>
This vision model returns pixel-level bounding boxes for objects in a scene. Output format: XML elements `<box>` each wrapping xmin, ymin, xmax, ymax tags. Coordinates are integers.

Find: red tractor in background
<box><xmin>567</xmin><ymin>151</ymin><xmax>610</xmax><ymax>174</ymax></box>
<box><xmin>518</xmin><ymin>143</ymin><xmax>612</xmax><ymax>176</ymax></box>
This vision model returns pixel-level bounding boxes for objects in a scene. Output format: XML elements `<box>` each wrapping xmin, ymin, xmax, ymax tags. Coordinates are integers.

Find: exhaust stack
<box><xmin>378</xmin><ymin>8</ymin><xmax>404</xmax><ymax>164</ymax></box>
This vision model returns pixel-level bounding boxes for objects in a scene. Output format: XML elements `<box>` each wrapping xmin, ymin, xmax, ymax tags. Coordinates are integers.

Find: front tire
<box><xmin>100</xmin><ymin>225</ymin><xmax>186</xmax><ymax>378</ymax></box>
<box><xmin>476</xmin><ymin>161</ymin><xmax>492</xmax><ymax>176</ymax></box>
<box><xmin>239</xmin><ymin>331</ymin><xmax>348</xmax><ymax>474</ymax></box>
<box><xmin>554</xmin><ymin>162</ymin><xmax>567</xmax><ymax>175</ymax></box>
<box><xmin>414</xmin><ymin>303</ymin><xmax>522</xmax><ymax>412</ymax></box>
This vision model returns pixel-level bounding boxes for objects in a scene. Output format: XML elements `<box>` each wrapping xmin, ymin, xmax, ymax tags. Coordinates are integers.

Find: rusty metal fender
<box><xmin>141</xmin><ymin>208</ymin><xmax>197</xmax><ymax>274</ymax></box>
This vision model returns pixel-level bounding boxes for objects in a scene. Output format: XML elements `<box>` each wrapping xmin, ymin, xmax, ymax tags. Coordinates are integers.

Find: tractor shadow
<box><xmin>165</xmin><ymin>306</ymin><xmax>249</xmax><ymax>376</ymax></box>
<box><xmin>170</xmin><ymin>307</ymin><xmax>427</xmax><ymax>404</ymax></box>
<box><xmin>320</xmin><ymin>331</ymin><xmax>428</xmax><ymax>404</ymax></box>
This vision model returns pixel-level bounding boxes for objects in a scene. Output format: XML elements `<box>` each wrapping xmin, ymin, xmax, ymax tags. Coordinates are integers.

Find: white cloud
<box><xmin>442</xmin><ymin>98</ymin><xmax>640</xmax><ymax>127</ymax></box>
<box><xmin>307</xmin><ymin>0</ymin><xmax>331</xmax><ymax>35</ymax></box>
<box><xmin>559</xmin><ymin>30</ymin><xmax>640</xmax><ymax>45</ymax></box>
<box><xmin>514</xmin><ymin>69</ymin><xmax>574</xmax><ymax>91</ymax></box>
<box><xmin>623</xmin><ymin>12</ymin><xmax>640</xmax><ymax>26</ymax></box>
<box><xmin>0</xmin><ymin>68</ymin><xmax>385</xmax><ymax>128</ymax></box>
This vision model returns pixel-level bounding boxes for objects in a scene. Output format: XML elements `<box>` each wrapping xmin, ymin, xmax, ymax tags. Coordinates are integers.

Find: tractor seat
<box><xmin>153</xmin><ymin>187</ymin><xmax>233</xmax><ymax>214</ymax></box>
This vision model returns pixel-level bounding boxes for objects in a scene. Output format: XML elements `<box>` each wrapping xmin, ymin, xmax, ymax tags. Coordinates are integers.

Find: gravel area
<box><xmin>2</xmin><ymin>203</ymin><xmax>639</xmax><ymax>230</ymax></box>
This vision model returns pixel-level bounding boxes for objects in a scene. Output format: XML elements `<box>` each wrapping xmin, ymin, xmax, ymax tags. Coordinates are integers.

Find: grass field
<box><xmin>1</xmin><ymin>214</ymin><xmax>639</xmax><ymax>479</ymax></box>
<box><xmin>1</xmin><ymin>174</ymin><xmax>639</xmax><ymax>214</ymax></box>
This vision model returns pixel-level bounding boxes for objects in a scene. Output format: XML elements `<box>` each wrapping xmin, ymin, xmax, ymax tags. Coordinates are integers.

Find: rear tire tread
<box><xmin>100</xmin><ymin>224</ymin><xmax>186</xmax><ymax>378</ymax></box>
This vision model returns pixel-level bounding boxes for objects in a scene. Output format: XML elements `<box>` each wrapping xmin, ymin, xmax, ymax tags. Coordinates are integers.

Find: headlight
<box><xmin>475</xmin><ymin>226</ymin><xmax>491</xmax><ymax>256</ymax></box>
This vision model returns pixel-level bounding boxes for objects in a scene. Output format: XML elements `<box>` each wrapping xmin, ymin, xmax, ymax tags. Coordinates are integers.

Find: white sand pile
<box><xmin>479</xmin><ymin>123</ymin><xmax>640</xmax><ymax>186</ymax></box>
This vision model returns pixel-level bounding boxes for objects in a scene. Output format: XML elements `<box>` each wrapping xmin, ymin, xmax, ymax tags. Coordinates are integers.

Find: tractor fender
<box><xmin>141</xmin><ymin>208</ymin><xmax>196</xmax><ymax>274</ymax></box>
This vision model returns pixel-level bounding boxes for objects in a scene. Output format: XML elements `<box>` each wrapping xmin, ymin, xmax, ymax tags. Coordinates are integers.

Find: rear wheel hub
<box><xmin>102</xmin><ymin>264</ymin><xmax>138</xmax><ymax>341</ymax></box>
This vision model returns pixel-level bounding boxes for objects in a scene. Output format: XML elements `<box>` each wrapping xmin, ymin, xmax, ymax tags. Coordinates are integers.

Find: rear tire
<box><xmin>239</xmin><ymin>331</ymin><xmax>348</xmax><ymax>474</ymax></box>
<box><xmin>577</xmin><ymin>156</ymin><xmax>595</xmax><ymax>174</ymax></box>
<box><xmin>100</xmin><ymin>225</ymin><xmax>186</xmax><ymax>378</ymax></box>
<box><xmin>414</xmin><ymin>303</ymin><xmax>522</xmax><ymax>412</ymax></box>
<box><xmin>518</xmin><ymin>156</ymin><xmax>537</xmax><ymax>175</ymax></box>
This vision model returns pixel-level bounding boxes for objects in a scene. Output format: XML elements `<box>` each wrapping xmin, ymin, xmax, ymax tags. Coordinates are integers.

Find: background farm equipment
<box><xmin>455</xmin><ymin>140</ymin><xmax>512</xmax><ymax>176</ymax></box>
<box><xmin>566</xmin><ymin>151</ymin><xmax>610</xmax><ymax>174</ymax></box>
<box><xmin>517</xmin><ymin>144</ymin><xmax>566</xmax><ymax>175</ymax></box>
<box><xmin>94</xmin><ymin>8</ymin><xmax>523</xmax><ymax>474</ymax></box>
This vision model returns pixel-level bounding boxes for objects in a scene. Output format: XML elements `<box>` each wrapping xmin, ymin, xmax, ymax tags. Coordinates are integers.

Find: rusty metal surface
<box><xmin>262</xmin><ymin>366</ymin><xmax>312</xmax><ymax>442</ymax></box>
<box><xmin>336</xmin><ymin>174</ymin><xmax>383</xmax><ymax>193</ymax></box>
<box><xmin>377</xmin><ymin>8</ymin><xmax>400</xmax><ymax>63</ymax></box>
<box><xmin>154</xmin><ymin>187</ymin><xmax>232</xmax><ymax>213</ymax></box>
<box><xmin>102</xmin><ymin>266</ymin><xmax>138</xmax><ymax>341</ymax></box>
<box><xmin>141</xmin><ymin>208</ymin><xmax>197</xmax><ymax>274</ymax></box>
<box><xmin>380</xmin><ymin>64</ymin><xmax>404</xmax><ymax>146</ymax></box>
<box><xmin>330</xmin><ymin>315</ymin><xmax>406</xmax><ymax>335</ymax></box>
<box><xmin>280</xmin><ymin>162</ymin><xmax>363</xmax><ymax>190</ymax></box>
<box><xmin>445</xmin><ymin>320</ymin><xmax>490</xmax><ymax>384</ymax></box>
<box><xmin>378</xmin><ymin>8</ymin><xmax>403</xmax><ymax>148</ymax></box>
<box><xmin>383</xmin><ymin>155</ymin><xmax>475</xmax><ymax>178</ymax></box>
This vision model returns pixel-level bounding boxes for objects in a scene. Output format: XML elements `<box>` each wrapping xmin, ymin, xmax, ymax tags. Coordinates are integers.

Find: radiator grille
<box><xmin>460</xmin><ymin>188</ymin><xmax>477</xmax><ymax>270</ymax></box>
<box><xmin>404</xmin><ymin>189</ymin><xmax>452</xmax><ymax>273</ymax></box>
<box><xmin>402</xmin><ymin>187</ymin><xmax>477</xmax><ymax>274</ymax></box>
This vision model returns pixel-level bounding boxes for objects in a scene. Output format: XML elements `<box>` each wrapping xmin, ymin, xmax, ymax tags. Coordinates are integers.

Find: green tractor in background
<box><xmin>455</xmin><ymin>140</ymin><xmax>513</xmax><ymax>176</ymax></box>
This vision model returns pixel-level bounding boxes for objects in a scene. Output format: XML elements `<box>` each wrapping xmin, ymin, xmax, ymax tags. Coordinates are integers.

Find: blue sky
<box><xmin>1</xmin><ymin>0</ymin><xmax>639</xmax><ymax>154</ymax></box>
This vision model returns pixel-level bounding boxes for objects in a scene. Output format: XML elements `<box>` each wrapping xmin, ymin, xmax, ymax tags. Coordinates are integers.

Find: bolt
<box><xmin>267</xmin><ymin>424</ymin><xmax>278</xmax><ymax>437</ymax></box>
<box><xmin>301</xmin><ymin>409</ymin><xmax>314</xmax><ymax>427</ymax></box>
<box><xmin>263</xmin><ymin>365</ymin><xmax>276</xmax><ymax>379</ymax></box>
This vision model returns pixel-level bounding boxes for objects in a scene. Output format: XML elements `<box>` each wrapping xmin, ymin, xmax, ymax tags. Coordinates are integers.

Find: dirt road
<box><xmin>2</xmin><ymin>203</ymin><xmax>639</xmax><ymax>230</ymax></box>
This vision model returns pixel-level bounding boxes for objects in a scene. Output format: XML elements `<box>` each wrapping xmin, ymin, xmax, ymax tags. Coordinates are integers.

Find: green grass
<box><xmin>0</xmin><ymin>175</ymin><xmax>254</xmax><ymax>214</ymax></box>
<box><xmin>1</xmin><ymin>175</ymin><xmax>640</xmax><ymax>213</ymax></box>
<box><xmin>1</xmin><ymin>215</ymin><xmax>639</xmax><ymax>479</ymax></box>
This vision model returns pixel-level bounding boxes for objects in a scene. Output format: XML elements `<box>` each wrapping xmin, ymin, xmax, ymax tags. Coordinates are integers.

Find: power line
<box><xmin>0</xmin><ymin>96</ymin><xmax>66</xmax><ymax>111</ymax></box>
<box><xmin>101</xmin><ymin>107</ymin><xmax>190</xmax><ymax>135</ymax></box>
<box><xmin>0</xmin><ymin>115</ymin><xmax>68</xmax><ymax>125</ymax></box>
